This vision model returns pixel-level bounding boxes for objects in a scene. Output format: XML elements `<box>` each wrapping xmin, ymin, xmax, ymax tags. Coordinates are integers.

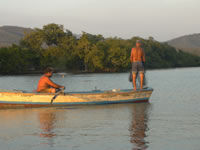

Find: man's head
<box><xmin>44</xmin><ymin>67</ymin><xmax>53</xmax><ymax>77</ymax></box>
<box><xmin>136</xmin><ymin>40</ymin><xmax>141</xmax><ymax>47</ymax></box>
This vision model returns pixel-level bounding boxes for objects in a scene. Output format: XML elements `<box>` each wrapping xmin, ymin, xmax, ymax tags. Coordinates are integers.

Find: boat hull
<box><xmin>0</xmin><ymin>88</ymin><xmax>153</xmax><ymax>108</ymax></box>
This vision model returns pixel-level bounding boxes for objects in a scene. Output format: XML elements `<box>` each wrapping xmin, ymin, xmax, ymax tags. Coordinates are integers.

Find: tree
<box><xmin>2</xmin><ymin>23</ymin><xmax>199</xmax><ymax>75</ymax></box>
<box><xmin>86</xmin><ymin>45</ymin><xmax>104</xmax><ymax>71</ymax></box>
<box><xmin>20</xmin><ymin>28</ymin><xmax>44</xmax><ymax>50</ymax></box>
<box><xmin>74</xmin><ymin>32</ymin><xmax>93</xmax><ymax>71</ymax></box>
<box><xmin>43</xmin><ymin>23</ymin><xmax>66</xmax><ymax>46</ymax></box>
<box><xmin>0</xmin><ymin>45</ymin><xmax>40</xmax><ymax>74</ymax></box>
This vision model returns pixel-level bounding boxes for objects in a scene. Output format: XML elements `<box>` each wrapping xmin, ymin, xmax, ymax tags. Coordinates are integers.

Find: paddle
<box><xmin>50</xmin><ymin>88</ymin><xmax>65</xmax><ymax>104</ymax></box>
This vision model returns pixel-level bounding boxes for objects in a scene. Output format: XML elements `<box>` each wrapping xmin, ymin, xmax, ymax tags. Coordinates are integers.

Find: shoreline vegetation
<box><xmin>0</xmin><ymin>23</ymin><xmax>200</xmax><ymax>75</ymax></box>
<box><xmin>0</xmin><ymin>66</ymin><xmax>200</xmax><ymax>76</ymax></box>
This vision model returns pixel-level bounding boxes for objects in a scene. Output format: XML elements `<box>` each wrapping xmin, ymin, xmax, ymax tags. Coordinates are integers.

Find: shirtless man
<box><xmin>130</xmin><ymin>40</ymin><xmax>145</xmax><ymax>91</ymax></box>
<box><xmin>37</xmin><ymin>67</ymin><xmax>65</xmax><ymax>93</ymax></box>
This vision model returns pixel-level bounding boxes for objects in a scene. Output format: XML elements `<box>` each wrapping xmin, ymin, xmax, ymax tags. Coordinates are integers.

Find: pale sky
<box><xmin>0</xmin><ymin>0</ymin><xmax>200</xmax><ymax>41</ymax></box>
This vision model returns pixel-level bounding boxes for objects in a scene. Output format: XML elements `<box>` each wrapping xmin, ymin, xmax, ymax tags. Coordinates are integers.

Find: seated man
<box><xmin>37</xmin><ymin>67</ymin><xmax>65</xmax><ymax>93</ymax></box>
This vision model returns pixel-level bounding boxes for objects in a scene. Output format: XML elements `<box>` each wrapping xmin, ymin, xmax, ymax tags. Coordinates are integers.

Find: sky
<box><xmin>0</xmin><ymin>0</ymin><xmax>200</xmax><ymax>41</ymax></box>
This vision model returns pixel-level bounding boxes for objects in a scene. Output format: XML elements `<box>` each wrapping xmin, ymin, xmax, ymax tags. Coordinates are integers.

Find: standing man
<box><xmin>37</xmin><ymin>67</ymin><xmax>65</xmax><ymax>93</ymax></box>
<box><xmin>130</xmin><ymin>40</ymin><xmax>145</xmax><ymax>91</ymax></box>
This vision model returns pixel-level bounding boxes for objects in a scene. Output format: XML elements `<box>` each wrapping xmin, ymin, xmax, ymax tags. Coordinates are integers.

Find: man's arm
<box><xmin>142</xmin><ymin>49</ymin><xmax>145</xmax><ymax>62</ymax></box>
<box><xmin>130</xmin><ymin>48</ymin><xmax>133</xmax><ymax>62</ymax></box>
<box><xmin>47</xmin><ymin>78</ymin><xmax>64</xmax><ymax>89</ymax></box>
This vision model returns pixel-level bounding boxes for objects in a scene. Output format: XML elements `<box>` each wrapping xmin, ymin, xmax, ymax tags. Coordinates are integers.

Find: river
<box><xmin>0</xmin><ymin>67</ymin><xmax>200</xmax><ymax>150</ymax></box>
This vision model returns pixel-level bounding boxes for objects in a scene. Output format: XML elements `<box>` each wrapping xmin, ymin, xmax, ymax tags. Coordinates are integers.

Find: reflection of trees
<box><xmin>38</xmin><ymin>110</ymin><xmax>57</xmax><ymax>146</ymax></box>
<box><xmin>129</xmin><ymin>103</ymin><xmax>150</xmax><ymax>150</ymax></box>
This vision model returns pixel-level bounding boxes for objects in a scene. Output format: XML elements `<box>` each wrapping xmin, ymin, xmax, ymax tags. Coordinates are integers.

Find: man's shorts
<box><xmin>132</xmin><ymin>62</ymin><xmax>144</xmax><ymax>74</ymax></box>
<box><xmin>38</xmin><ymin>88</ymin><xmax>54</xmax><ymax>93</ymax></box>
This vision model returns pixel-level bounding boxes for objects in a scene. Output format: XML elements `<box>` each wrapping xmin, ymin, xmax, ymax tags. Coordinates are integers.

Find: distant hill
<box><xmin>167</xmin><ymin>33</ymin><xmax>200</xmax><ymax>56</ymax></box>
<box><xmin>0</xmin><ymin>25</ymin><xmax>81</xmax><ymax>47</ymax></box>
<box><xmin>0</xmin><ymin>26</ymin><xmax>32</xmax><ymax>47</ymax></box>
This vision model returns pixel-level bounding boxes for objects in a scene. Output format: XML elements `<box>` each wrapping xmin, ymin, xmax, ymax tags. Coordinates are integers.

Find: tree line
<box><xmin>0</xmin><ymin>23</ymin><xmax>200</xmax><ymax>74</ymax></box>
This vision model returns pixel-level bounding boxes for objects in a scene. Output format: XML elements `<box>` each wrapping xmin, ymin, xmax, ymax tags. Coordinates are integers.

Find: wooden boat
<box><xmin>0</xmin><ymin>87</ymin><xmax>153</xmax><ymax>108</ymax></box>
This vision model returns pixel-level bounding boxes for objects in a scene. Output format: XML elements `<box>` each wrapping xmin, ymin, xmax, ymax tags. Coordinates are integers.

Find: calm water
<box><xmin>0</xmin><ymin>67</ymin><xmax>200</xmax><ymax>150</ymax></box>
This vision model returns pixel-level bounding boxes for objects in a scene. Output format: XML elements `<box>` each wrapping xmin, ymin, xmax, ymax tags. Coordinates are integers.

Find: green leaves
<box><xmin>0</xmin><ymin>45</ymin><xmax>39</xmax><ymax>74</ymax></box>
<box><xmin>43</xmin><ymin>23</ymin><xmax>66</xmax><ymax>46</ymax></box>
<box><xmin>20</xmin><ymin>28</ymin><xmax>44</xmax><ymax>50</ymax></box>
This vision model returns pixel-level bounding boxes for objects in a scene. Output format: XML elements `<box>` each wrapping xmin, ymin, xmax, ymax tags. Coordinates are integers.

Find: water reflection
<box><xmin>38</xmin><ymin>109</ymin><xmax>57</xmax><ymax>146</ymax></box>
<box><xmin>129</xmin><ymin>103</ymin><xmax>150</xmax><ymax>150</ymax></box>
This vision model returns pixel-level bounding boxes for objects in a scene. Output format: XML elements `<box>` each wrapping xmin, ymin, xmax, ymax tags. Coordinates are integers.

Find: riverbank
<box><xmin>0</xmin><ymin>65</ymin><xmax>199</xmax><ymax>76</ymax></box>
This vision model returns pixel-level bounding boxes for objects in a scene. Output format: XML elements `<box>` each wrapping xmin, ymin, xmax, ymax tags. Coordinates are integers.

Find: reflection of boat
<box><xmin>0</xmin><ymin>88</ymin><xmax>153</xmax><ymax>108</ymax></box>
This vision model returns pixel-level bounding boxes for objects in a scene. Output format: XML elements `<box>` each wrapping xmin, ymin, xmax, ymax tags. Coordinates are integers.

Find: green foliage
<box><xmin>0</xmin><ymin>23</ymin><xmax>200</xmax><ymax>74</ymax></box>
<box><xmin>104</xmin><ymin>38</ymin><xmax>129</xmax><ymax>71</ymax></box>
<box><xmin>42</xmin><ymin>23</ymin><xmax>66</xmax><ymax>46</ymax></box>
<box><xmin>20</xmin><ymin>28</ymin><xmax>44</xmax><ymax>50</ymax></box>
<box><xmin>0</xmin><ymin>45</ymin><xmax>39</xmax><ymax>74</ymax></box>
